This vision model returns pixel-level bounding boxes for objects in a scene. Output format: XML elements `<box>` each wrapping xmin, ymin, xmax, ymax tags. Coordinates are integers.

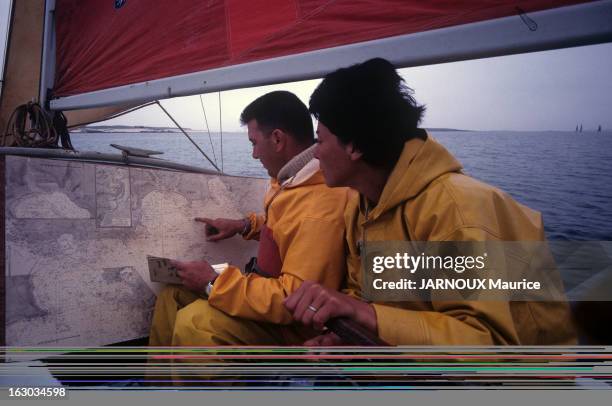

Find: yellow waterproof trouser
<box><xmin>150</xmin><ymin>285</ymin><xmax>312</xmax><ymax>346</ymax></box>
<box><xmin>149</xmin><ymin>286</ymin><xmax>317</xmax><ymax>385</ymax></box>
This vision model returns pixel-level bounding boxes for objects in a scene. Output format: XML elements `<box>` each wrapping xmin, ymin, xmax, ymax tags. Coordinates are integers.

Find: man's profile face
<box><xmin>315</xmin><ymin>122</ymin><xmax>354</xmax><ymax>187</ymax></box>
<box><xmin>247</xmin><ymin>119</ymin><xmax>280</xmax><ymax>178</ymax></box>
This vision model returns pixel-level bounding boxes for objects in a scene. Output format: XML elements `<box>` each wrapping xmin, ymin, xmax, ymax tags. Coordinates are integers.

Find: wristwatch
<box><xmin>240</xmin><ymin>217</ymin><xmax>251</xmax><ymax>236</ymax></box>
<box><xmin>205</xmin><ymin>280</ymin><xmax>214</xmax><ymax>297</ymax></box>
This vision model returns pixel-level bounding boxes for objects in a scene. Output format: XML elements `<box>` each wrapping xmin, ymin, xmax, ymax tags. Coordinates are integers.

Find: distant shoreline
<box><xmin>73</xmin><ymin>125</ymin><xmax>471</xmax><ymax>134</ymax></box>
<box><xmin>426</xmin><ymin>128</ymin><xmax>471</xmax><ymax>132</ymax></box>
<box><xmin>72</xmin><ymin>125</ymin><xmax>191</xmax><ymax>134</ymax></box>
<box><xmin>72</xmin><ymin>125</ymin><xmax>607</xmax><ymax>134</ymax></box>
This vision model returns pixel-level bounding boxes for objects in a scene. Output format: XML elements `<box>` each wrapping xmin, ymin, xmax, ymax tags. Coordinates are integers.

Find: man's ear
<box><xmin>270</xmin><ymin>129</ymin><xmax>286</xmax><ymax>152</ymax></box>
<box><xmin>345</xmin><ymin>142</ymin><xmax>363</xmax><ymax>161</ymax></box>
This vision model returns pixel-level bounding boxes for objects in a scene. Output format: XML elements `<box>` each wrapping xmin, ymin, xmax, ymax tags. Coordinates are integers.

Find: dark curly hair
<box><xmin>309</xmin><ymin>58</ymin><xmax>426</xmax><ymax>168</ymax></box>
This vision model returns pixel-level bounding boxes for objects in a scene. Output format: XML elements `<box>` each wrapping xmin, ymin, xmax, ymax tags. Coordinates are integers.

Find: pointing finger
<box><xmin>194</xmin><ymin>217</ymin><xmax>213</xmax><ymax>223</ymax></box>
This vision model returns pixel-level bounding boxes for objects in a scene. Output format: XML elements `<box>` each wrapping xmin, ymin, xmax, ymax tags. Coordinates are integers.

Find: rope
<box><xmin>198</xmin><ymin>94</ymin><xmax>217</xmax><ymax>166</ymax></box>
<box><xmin>3</xmin><ymin>102</ymin><xmax>58</xmax><ymax>147</ymax></box>
<box><xmin>2</xmin><ymin>102</ymin><xmax>76</xmax><ymax>149</ymax></box>
<box><xmin>53</xmin><ymin>111</ymin><xmax>74</xmax><ymax>150</ymax></box>
<box><xmin>3</xmin><ymin>102</ymin><xmax>164</xmax><ymax>149</ymax></box>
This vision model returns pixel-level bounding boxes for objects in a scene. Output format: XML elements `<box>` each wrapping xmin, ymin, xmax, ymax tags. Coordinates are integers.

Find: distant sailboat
<box><xmin>598</xmin><ymin>125</ymin><xmax>602</xmax><ymax>132</ymax></box>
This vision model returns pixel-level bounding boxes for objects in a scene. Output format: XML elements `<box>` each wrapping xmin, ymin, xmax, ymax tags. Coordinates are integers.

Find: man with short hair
<box><xmin>149</xmin><ymin>91</ymin><xmax>351</xmax><ymax>346</ymax></box>
<box><xmin>284</xmin><ymin>58</ymin><xmax>576</xmax><ymax>346</ymax></box>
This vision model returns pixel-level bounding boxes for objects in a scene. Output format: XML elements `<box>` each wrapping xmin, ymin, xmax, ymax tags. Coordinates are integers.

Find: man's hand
<box><xmin>195</xmin><ymin>217</ymin><xmax>249</xmax><ymax>242</ymax></box>
<box><xmin>173</xmin><ymin>260</ymin><xmax>218</xmax><ymax>295</ymax></box>
<box><xmin>283</xmin><ymin>280</ymin><xmax>378</xmax><ymax>333</ymax></box>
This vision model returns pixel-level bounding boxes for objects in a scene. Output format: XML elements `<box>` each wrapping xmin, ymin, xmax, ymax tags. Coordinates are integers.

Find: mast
<box><xmin>39</xmin><ymin>0</ymin><xmax>55</xmax><ymax>108</ymax></box>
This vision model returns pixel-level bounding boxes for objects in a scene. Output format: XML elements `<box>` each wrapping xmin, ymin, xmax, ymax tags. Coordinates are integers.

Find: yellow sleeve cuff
<box><xmin>207</xmin><ymin>264</ymin><xmax>240</xmax><ymax>301</ymax></box>
<box><xmin>372</xmin><ymin>304</ymin><xmax>429</xmax><ymax>345</ymax></box>
<box><xmin>242</xmin><ymin>212</ymin><xmax>263</xmax><ymax>240</ymax></box>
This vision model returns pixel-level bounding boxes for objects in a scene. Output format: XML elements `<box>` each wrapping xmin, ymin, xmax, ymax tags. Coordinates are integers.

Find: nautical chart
<box><xmin>4</xmin><ymin>156</ymin><xmax>266</xmax><ymax>347</ymax></box>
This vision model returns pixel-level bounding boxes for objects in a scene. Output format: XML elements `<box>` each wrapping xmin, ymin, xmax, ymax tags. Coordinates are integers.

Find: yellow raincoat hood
<box><xmin>365</xmin><ymin>136</ymin><xmax>462</xmax><ymax>222</ymax></box>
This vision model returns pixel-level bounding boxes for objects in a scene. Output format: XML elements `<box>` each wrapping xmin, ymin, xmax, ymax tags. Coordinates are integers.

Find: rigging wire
<box><xmin>218</xmin><ymin>91</ymin><xmax>223</xmax><ymax>173</ymax></box>
<box><xmin>155</xmin><ymin>100</ymin><xmax>221</xmax><ymax>172</ymax></box>
<box><xmin>66</xmin><ymin>101</ymin><xmax>158</xmax><ymax>129</ymax></box>
<box><xmin>63</xmin><ymin>100</ymin><xmax>222</xmax><ymax>172</ymax></box>
<box><xmin>516</xmin><ymin>7</ymin><xmax>538</xmax><ymax>31</ymax></box>
<box><xmin>198</xmin><ymin>94</ymin><xmax>217</xmax><ymax>166</ymax></box>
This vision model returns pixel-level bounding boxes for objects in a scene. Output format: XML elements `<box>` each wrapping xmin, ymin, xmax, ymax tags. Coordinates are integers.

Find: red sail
<box><xmin>53</xmin><ymin>0</ymin><xmax>591</xmax><ymax>97</ymax></box>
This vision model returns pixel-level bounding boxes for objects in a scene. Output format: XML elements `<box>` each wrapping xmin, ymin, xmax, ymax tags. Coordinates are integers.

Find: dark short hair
<box><xmin>309</xmin><ymin>58</ymin><xmax>426</xmax><ymax>168</ymax></box>
<box><xmin>240</xmin><ymin>91</ymin><xmax>314</xmax><ymax>145</ymax></box>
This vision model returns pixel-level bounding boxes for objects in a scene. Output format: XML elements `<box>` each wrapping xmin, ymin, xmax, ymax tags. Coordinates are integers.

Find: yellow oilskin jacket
<box><xmin>208</xmin><ymin>159</ymin><xmax>351</xmax><ymax>325</ymax></box>
<box><xmin>344</xmin><ymin>135</ymin><xmax>577</xmax><ymax>345</ymax></box>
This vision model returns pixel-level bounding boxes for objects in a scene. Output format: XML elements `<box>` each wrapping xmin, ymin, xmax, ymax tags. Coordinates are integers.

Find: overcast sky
<box><xmin>1</xmin><ymin>1</ymin><xmax>611</xmax><ymax>132</ymax></box>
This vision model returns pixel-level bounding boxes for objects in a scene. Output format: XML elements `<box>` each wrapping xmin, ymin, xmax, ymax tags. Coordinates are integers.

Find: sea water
<box><xmin>71</xmin><ymin>130</ymin><xmax>612</xmax><ymax>241</ymax></box>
